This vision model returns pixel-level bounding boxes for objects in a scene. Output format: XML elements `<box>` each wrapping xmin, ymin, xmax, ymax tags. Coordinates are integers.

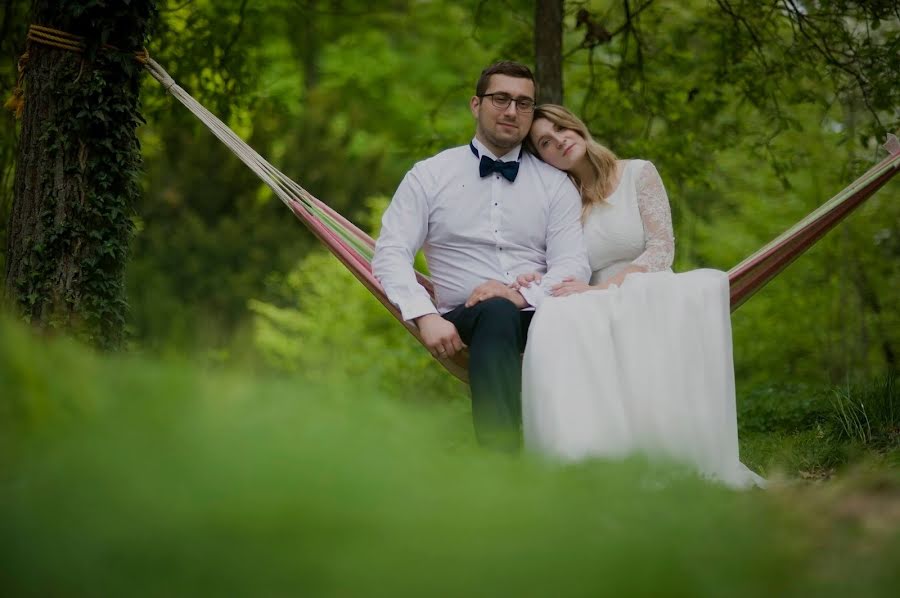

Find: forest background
<box><xmin>1</xmin><ymin>0</ymin><xmax>897</xmax><ymax>393</ymax></box>
<box><xmin>1</xmin><ymin>1</ymin><xmax>899</xmax><ymax>594</ymax></box>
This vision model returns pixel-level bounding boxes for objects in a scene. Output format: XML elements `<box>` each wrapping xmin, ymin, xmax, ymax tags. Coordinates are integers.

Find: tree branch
<box><xmin>609</xmin><ymin>0</ymin><xmax>655</xmax><ymax>38</ymax></box>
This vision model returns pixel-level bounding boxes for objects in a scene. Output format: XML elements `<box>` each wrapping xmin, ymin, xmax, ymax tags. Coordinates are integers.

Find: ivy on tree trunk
<box><xmin>5</xmin><ymin>0</ymin><xmax>157</xmax><ymax>350</ymax></box>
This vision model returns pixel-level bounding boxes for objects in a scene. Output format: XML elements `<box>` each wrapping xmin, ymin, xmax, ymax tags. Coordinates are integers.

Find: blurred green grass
<box><xmin>1</xmin><ymin>317</ymin><xmax>898</xmax><ymax>596</ymax></box>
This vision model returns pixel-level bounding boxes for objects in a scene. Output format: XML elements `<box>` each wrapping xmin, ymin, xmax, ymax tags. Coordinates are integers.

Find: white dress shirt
<box><xmin>373</xmin><ymin>137</ymin><xmax>590</xmax><ymax>321</ymax></box>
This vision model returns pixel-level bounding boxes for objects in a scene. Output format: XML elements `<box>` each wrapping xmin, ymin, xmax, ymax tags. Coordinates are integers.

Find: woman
<box><xmin>519</xmin><ymin>105</ymin><xmax>764</xmax><ymax>489</ymax></box>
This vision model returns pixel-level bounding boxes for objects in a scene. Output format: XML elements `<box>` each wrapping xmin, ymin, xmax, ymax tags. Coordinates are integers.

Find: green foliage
<box><xmin>830</xmin><ymin>374</ymin><xmax>899</xmax><ymax>448</ymax></box>
<box><xmin>738</xmin><ymin>383</ymin><xmax>832</xmax><ymax>435</ymax></box>
<box><xmin>0</xmin><ymin>0</ymin><xmax>895</xmax><ymax>383</ymax></box>
<box><xmin>564</xmin><ymin>1</ymin><xmax>899</xmax><ymax>382</ymax></box>
<box><xmin>3</xmin><ymin>316</ymin><xmax>900</xmax><ymax>597</ymax></box>
<box><xmin>736</xmin><ymin>377</ymin><xmax>899</xmax><ymax>475</ymax></box>
<box><xmin>126</xmin><ymin>0</ymin><xmax>510</xmax><ymax>352</ymax></box>
<box><xmin>741</xmin><ymin>427</ymin><xmax>849</xmax><ymax>475</ymax></box>
<box><xmin>248</xmin><ymin>197</ymin><xmax>465</xmax><ymax>404</ymax></box>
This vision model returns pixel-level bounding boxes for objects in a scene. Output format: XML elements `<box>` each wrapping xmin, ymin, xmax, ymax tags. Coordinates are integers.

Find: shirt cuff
<box><xmin>518</xmin><ymin>284</ymin><xmax>546</xmax><ymax>309</ymax></box>
<box><xmin>400</xmin><ymin>296</ymin><xmax>439</xmax><ymax>322</ymax></box>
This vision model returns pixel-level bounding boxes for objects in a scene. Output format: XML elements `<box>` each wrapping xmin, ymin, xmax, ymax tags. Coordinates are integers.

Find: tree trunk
<box><xmin>4</xmin><ymin>0</ymin><xmax>156</xmax><ymax>349</ymax></box>
<box><xmin>535</xmin><ymin>0</ymin><xmax>563</xmax><ymax>105</ymax></box>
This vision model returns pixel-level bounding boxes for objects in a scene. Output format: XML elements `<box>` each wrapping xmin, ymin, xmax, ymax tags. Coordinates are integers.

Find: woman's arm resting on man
<box><xmin>517</xmin><ymin>161</ymin><xmax>672</xmax><ymax>296</ymax></box>
<box><xmin>521</xmin><ymin>177</ymin><xmax>591</xmax><ymax>305</ymax></box>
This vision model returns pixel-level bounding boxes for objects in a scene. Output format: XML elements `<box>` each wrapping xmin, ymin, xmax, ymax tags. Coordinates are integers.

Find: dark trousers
<box><xmin>442</xmin><ymin>298</ymin><xmax>534</xmax><ymax>449</ymax></box>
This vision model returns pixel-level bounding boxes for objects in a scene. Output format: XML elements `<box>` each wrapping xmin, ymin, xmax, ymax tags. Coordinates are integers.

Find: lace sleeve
<box><xmin>632</xmin><ymin>161</ymin><xmax>675</xmax><ymax>272</ymax></box>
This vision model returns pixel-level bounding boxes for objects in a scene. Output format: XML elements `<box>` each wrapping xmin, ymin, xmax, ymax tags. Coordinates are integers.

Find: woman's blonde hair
<box><xmin>526</xmin><ymin>104</ymin><xmax>618</xmax><ymax>212</ymax></box>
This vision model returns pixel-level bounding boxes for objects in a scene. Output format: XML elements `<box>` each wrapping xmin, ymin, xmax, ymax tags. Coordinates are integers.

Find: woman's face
<box><xmin>529</xmin><ymin>118</ymin><xmax>586</xmax><ymax>172</ymax></box>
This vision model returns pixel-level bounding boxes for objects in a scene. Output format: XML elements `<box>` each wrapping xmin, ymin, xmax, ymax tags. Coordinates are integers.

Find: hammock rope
<box><xmin>12</xmin><ymin>23</ymin><xmax>896</xmax><ymax>383</ymax></box>
<box><xmin>728</xmin><ymin>140</ymin><xmax>900</xmax><ymax>309</ymax></box>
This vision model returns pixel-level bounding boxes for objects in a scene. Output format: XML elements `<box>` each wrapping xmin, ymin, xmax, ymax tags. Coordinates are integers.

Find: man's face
<box><xmin>470</xmin><ymin>74</ymin><xmax>536</xmax><ymax>154</ymax></box>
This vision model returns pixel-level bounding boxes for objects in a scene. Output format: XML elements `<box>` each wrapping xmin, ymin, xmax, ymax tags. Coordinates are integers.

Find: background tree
<box><xmin>4</xmin><ymin>0</ymin><xmax>157</xmax><ymax>349</ymax></box>
<box><xmin>535</xmin><ymin>0</ymin><xmax>564</xmax><ymax>103</ymax></box>
<box><xmin>0</xmin><ymin>0</ymin><xmax>30</xmax><ymax>285</ymax></box>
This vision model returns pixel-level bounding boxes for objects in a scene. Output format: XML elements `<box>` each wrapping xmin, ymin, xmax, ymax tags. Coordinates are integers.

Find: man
<box><xmin>373</xmin><ymin>61</ymin><xmax>589</xmax><ymax>448</ymax></box>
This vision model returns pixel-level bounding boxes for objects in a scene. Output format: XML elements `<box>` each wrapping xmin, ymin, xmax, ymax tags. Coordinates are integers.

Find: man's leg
<box><xmin>443</xmin><ymin>297</ymin><xmax>533</xmax><ymax>449</ymax></box>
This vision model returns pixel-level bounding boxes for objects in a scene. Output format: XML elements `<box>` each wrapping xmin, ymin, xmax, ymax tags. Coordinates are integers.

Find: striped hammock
<box><xmin>143</xmin><ymin>59</ymin><xmax>900</xmax><ymax>383</ymax></box>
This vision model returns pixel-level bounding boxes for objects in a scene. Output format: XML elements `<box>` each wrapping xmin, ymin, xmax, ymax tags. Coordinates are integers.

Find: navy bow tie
<box><xmin>479</xmin><ymin>155</ymin><xmax>520</xmax><ymax>182</ymax></box>
<box><xmin>470</xmin><ymin>142</ymin><xmax>521</xmax><ymax>182</ymax></box>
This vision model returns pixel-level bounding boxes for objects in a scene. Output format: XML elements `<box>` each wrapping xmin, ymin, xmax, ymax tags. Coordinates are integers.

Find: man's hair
<box><xmin>475</xmin><ymin>61</ymin><xmax>536</xmax><ymax>97</ymax></box>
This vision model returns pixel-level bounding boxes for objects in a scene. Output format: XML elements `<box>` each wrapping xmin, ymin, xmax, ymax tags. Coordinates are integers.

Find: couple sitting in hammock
<box><xmin>373</xmin><ymin>61</ymin><xmax>764</xmax><ymax>489</ymax></box>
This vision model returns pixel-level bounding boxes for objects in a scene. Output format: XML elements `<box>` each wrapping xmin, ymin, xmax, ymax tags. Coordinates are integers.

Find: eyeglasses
<box><xmin>480</xmin><ymin>93</ymin><xmax>536</xmax><ymax>113</ymax></box>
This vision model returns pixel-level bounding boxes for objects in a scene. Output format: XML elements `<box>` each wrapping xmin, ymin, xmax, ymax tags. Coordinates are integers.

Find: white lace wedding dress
<box><xmin>522</xmin><ymin>160</ymin><xmax>764</xmax><ymax>489</ymax></box>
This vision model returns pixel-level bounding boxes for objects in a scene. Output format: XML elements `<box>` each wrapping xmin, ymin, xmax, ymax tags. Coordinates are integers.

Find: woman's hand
<box><xmin>551</xmin><ymin>276</ymin><xmax>595</xmax><ymax>297</ymax></box>
<box><xmin>601</xmin><ymin>265</ymin><xmax>646</xmax><ymax>289</ymax></box>
<box><xmin>510</xmin><ymin>271</ymin><xmax>543</xmax><ymax>290</ymax></box>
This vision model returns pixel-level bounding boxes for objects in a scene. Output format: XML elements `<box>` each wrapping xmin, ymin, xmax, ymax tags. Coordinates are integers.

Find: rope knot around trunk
<box><xmin>5</xmin><ymin>24</ymin><xmax>150</xmax><ymax>119</ymax></box>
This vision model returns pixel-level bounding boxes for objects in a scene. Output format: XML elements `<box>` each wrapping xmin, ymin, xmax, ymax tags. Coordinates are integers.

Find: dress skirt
<box><xmin>522</xmin><ymin>269</ymin><xmax>765</xmax><ymax>489</ymax></box>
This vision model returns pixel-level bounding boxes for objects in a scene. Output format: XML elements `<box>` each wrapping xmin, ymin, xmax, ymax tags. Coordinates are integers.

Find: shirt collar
<box><xmin>470</xmin><ymin>137</ymin><xmax>523</xmax><ymax>162</ymax></box>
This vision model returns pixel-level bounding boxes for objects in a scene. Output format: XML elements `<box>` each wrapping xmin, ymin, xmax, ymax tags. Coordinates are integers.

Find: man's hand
<box><xmin>416</xmin><ymin>313</ymin><xmax>466</xmax><ymax>358</ymax></box>
<box><xmin>511</xmin><ymin>271</ymin><xmax>543</xmax><ymax>290</ymax></box>
<box><xmin>465</xmin><ymin>280</ymin><xmax>527</xmax><ymax>309</ymax></box>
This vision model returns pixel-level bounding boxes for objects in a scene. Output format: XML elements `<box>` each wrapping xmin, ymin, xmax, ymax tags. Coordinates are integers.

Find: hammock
<box><xmin>143</xmin><ymin>59</ymin><xmax>900</xmax><ymax>383</ymax></box>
